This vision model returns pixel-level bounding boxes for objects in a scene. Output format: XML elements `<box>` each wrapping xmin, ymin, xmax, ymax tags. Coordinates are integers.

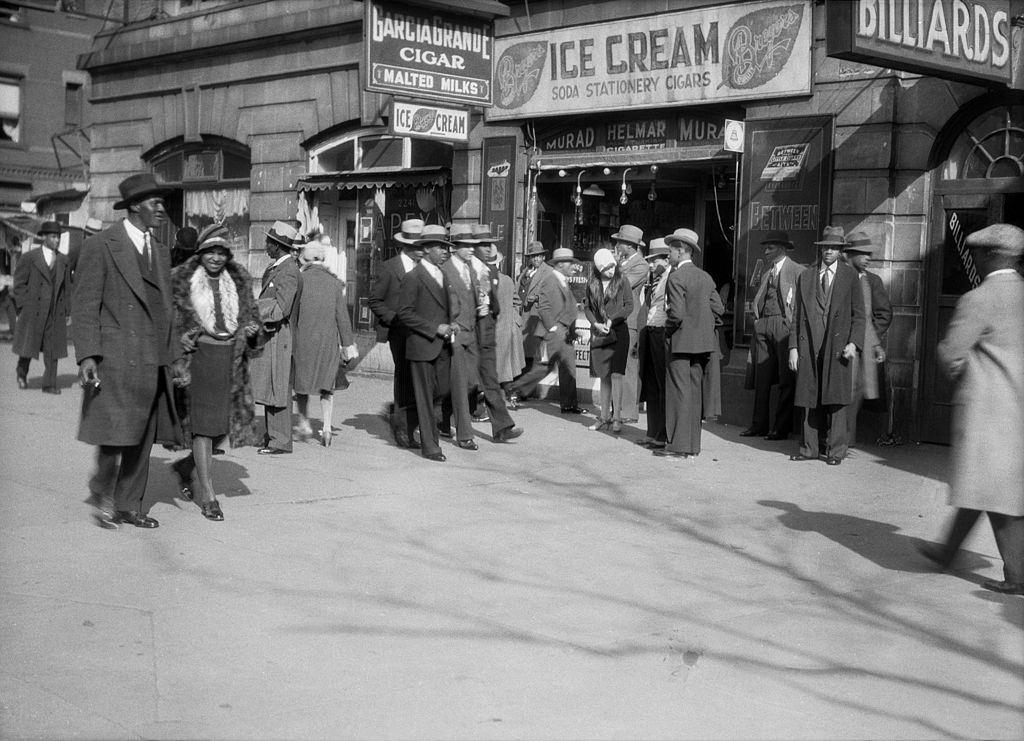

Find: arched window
<box><xmin>941</xmin><ymin>101</ymin><xmax>1024</xmax><ymax>180</ymax></box>
<box><xmin>145</xmin><ymin>135</ymin><xmax>251</xmax><ymax>254</ymax></box>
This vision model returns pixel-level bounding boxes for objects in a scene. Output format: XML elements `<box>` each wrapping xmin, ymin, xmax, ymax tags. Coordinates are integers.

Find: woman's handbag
<box><xmin>590</xmin><ymin>325</ymin><xmax>617</xmax><ymax>348</ymax></box>
<box><xmin>334</xmin><ymin>360</ymin><xmax>351</xmax><ymax>391</ymax></box>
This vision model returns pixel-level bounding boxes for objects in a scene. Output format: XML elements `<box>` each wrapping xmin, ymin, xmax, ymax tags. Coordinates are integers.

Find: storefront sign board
<box><xmin>826</xmin><ymin>0</ymin><xmax>1012</xmax><ymax>85</ymax></box>
<box><xmin>537</xmin><ymin>114</ymin><xmax>729</xmax><ymax>155</ymax></box>
<box><xmin>735</xmin><ymin>116</ymin><xmax>833</xmax><ymax>344</ymax></box>
<box><xmin>480</xmin><ymin>136</ymin><xmax>517</xmax><ymax>268</ymax></box>
<box><xmin>487</xmin><ymin>0</ymin><xmax>811</xmax><ymax>121</ymax></box>
<box><xmin>365</xmin><ymin>0</ymin><xmax>494</xmax><ymax>105</ymax></box>
<box><xmin>389</xmin><ymin>100</ymin><xmax>470</xmax><ymax>142</ymax></box>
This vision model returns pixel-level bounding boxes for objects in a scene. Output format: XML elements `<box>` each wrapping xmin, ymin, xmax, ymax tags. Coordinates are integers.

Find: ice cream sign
<box><xmin>487</xmin><ymin>0</ymin><xmax>811</xmax><ymax>121</ymax></box>
<box><xmin>389</xmin><ymin>100</ymin><xmax>470</xmax><ymax>142</ymax></box>
<box><xmin>365</xmin><ymin>0</ymin><xmax>494</xmax><ymax>105</ymax></box>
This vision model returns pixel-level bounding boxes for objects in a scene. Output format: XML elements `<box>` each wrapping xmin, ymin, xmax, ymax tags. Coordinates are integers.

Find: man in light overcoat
<box><xmin>920</xmin><ymin>223</ymin><xmax>1024</xmax><ymax>595</ymax></box>
<box><xmin>612</xmin><ymin>225</ymin><xmax>651</xmax><ymax>423</ymax></box>
<box><xmin>13</xmin><ymin>220</ymin><xmax>71</xmax><ymax>394</ymax></box>
<box><xmin>72</xmin><ymin>173</ymin><xmax>184</xmax><ymax>529</ymax></box>
<box><xmin>250</xmin><ymin>221</ymin><xmax>300</xmax><ymax>455</ymax></box>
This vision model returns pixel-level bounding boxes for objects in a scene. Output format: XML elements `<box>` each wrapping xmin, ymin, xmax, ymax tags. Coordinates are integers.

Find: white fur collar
<box><xmin>189</xmin><ymin>267</ymin><xmax>239</xmax><ymax>335</ymax></box>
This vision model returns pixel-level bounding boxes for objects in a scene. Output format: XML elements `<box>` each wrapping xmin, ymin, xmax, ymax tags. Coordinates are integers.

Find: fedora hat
<box><xmin>548</xmin><ymin>247</ymin><xmax>581</xmax><ymax>266</ymax></box>
<box><xmin>265</xmin><ymin>220</ymin><xmax>299</xmax><ymax>248</ymax></box>
<box><xmin>449</xmin><ymin>223</ymin><xmax>479</xmax><ymax>244</ymax></box>
<box><xmin>842</xmin><ymin>231</ymin><xmax>874</xmax><ymax>254</ymax></box>
<box><xmin>36</xmin><ymin>220</ymin><xmax>64</xmax><ymax>236</ymax></box>
<box><xmin>610</xmin><ymin>224</ymin><xmax>645</xmax><ymax>247</ymax></box>
<box><xmin>761</xmin><ymin>230</ymin><xmax>795</xmax><ymax>250</ymax></box>
<box><xmin>471</xmin><ymin>224</ymin><xmax>497</xmax><ymax>243</ymax></box>
<box><xmin>665</xmin><ymin>227</ymin><xmax>700</xmax><ymax>253</ymax></box>
<box><xmin>196</xmin><ymin>223</ymin><xmax>232</xmax><ymax>258</ymax></box>
<box><xmin>524</xmin><ymin>240</ymin><xmax>546</xmax><ymax>257</ymax></box>
<box><xmin>113</xmin><ymin>173</ymin><xmax>177</xmax><ymax>210</ymax></box>
<box><xmin>814</xmin><ymin>225</ymin><xmax>847</xmax><ymax>247</ymax></box>
<box><xmin>964</xmin><ymin>223</ymin><xmax>1024</xmax><ymax>258</ymax></box>
<box><xmin>394</xmin><ymin>218</ymin><xmax>425</xmax><ymax>245</ymax></box>
<box><xmin>84</xmin><ymin>217</ymin><xmax>104</xmax><ymax>235</ymax></box>
<box><xmin>645</xmin><ymin>237</ymin><xmax>670</xmax><ymax>260</ymax></box>
<box><xmin>415</xmin><ymin>224</ymin><xmax>454</xmax><ymax>248</ymax></box>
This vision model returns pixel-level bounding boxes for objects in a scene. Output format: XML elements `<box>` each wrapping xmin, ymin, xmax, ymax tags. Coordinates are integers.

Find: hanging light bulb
<box><xmin>648</xmin><ymin>182</ymin><xmax>657</xmax><ymax>201</ymax></box>
<box><xmin>620</xmin><ymin>167</ymin><xmax>633</xmax><ymax>206</ymax></box>
<box><xmin>574</xmin><ymin>169</ymin><xmax>587</xmax><ymax>208</ymax></box>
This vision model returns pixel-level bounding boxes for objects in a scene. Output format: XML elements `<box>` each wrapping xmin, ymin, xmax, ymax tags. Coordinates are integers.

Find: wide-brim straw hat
<box><xmin>265</xmin><ymin>220</ymin><xmax>299</xmax><ymax>248</ymax></box>
<box><xmin>842</xmin><ymin>231</ymin><xmax>874</xmax><ymax>255</ymax></box>
<box><xmin>471</xmin><ymin>224</ymin><xmax>498</xmax><ymax>243</ymax></box>
<box><xmin>449</xmin><ymin>224</ymin><xmax>479</xmax><ymax>244</ymax></box>
<box><xmin>815</xmin><ymin>225</ymin><xmax>847</xmax><ymax>247</ymax></box>
<box><xmin>964</xmin><ymin>223</ymin><xmax>1024</xmax><ymax>258</ymax></box>
<box><xmin>524</xmin><ymin>241</ymin><xmax>546</xmax><ymax>257</ymax></box>
<box><xmin>761</xmin><ymin>230</ymin><xmax>795</xmax><ymax>250</ymax></box>
<box><xmin>548</xmin><ymin>247</ymin><xmax>581</xmax><ymax>266</ymax></box>
<box><xmin>665</xmin><ymin>228</ymin><xmax>701</xmax><ymax>253</ymax></box>
<box><xmin>112</xmin><ymin>173</ymin><xmax>177</xmax><ymax>210</ymax></box>
<box><xmin>415</xmin><ymin>224</ymin><xmax>454</xmax><ymax>248</ymax></box>
<box><xmin>610</xmin><ymin>224</ymin><xmax>645</xmax><ymax>247</ymax></box>
<box><xmin>394</xmin><ymin>218</ymin><xmax>425</xmax><ymax>245</ymax></box>
<box><xmin>646</xmin><ymin>237</ymin><xmax>670</xmax><ymax>260</ymax></box>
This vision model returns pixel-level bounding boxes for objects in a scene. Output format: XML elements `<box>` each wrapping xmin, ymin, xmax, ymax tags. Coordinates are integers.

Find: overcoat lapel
<box><xmin>423</xmin><ymin>268</ymin><xmax>447</xmax><ymax>309</ymax></box>
<box><xmin>31</xmin><ymin>250</ymin><xmax>53</xmax><ymax>284</ymax></box>
<box><xmin>107</xmin><ymin>222</ymin><xmax>150</xmax><ymax>311</ymax></box>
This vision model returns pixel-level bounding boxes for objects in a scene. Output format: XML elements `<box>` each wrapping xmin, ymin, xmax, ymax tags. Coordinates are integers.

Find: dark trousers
<box><xmin>638</xmin><ymin>326</ymin><xmax>667</xmax><ymax>442</ymax></box>
<box><xmin>410</xmin><ymin>347</ymin><xmax>452</xmax><ymax>457</ymax></box>
<box><xmin>388</xmin><ymin>332</ymin><xmax>417</xmax><ymax>438</ymax></box>
<box><xmin>508</xmin><ymin>330</ymin><xmax>577</xmax><ymax>410</ymax></box>
<box><xmin>476</xmin><ymin>315</ymin><xmax>515</xmax><ymax>436</ymax></box>
<box><xmin>621</xmin><ymin>326</ymin><xmax>640</xmax><ymax>420</ymax></box>
<box><xmin>264</xmin><ymin>404</ymin><xmax>292</xmax><ymax>452</ymax></box>
<box><xmin>666</xmin><ymin>352</ymin><xmax>707</xmax><ymax>455</ymax></box>
<box><xmin>444</xmin><ymin>341</ymin><xmax>477</xmax><ymax>442</ymax></box>
<box><xmin>799</xmin><ymin>403</ymin><xmax>849</xmax><ymax>459</ymax></box>
<box><xmin>89</xmin><ymin>375</ymin><xmax>161</xmax><ymax>513</ymax></box>
<box><xmin>937</xmin><ymin>508</ymin><xmax>1024</xmax><ymax>584</ymax></box>
<box><xmin>17</xmin><ymin>354</ymin><xmax>58</xmax><ymax>390</ymax></box>
<box><xmin>751</xmin><ymin>315</ymin><xmax>795</xmax><ymax>434</ymax></box>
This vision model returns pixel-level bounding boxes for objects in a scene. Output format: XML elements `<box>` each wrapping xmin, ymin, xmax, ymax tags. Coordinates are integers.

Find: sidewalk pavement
<box><xmin>0</xmin><ymin>348</ymin><xmax>1021</xmax><ymax>740</ymax></box>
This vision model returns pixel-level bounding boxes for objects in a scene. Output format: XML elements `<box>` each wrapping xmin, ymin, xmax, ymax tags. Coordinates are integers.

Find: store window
<box><xmin>146</xmin><ymin>135</ymin><xmax>250</xmax><ymax>254</ymax></box>
<box><xmin>942</xmin><ymin>103</ymin><xmax>1024</xmax><ymax>180</ymax></box>
<box><xmin>0</xmin><ymin>74</ymin><xmax>21</xmax><ymax>143</ymax></box>
<box><xmin>64</xmin><ymin>82</ymin><xmax>83</xmax><ymax>128</ymax></box>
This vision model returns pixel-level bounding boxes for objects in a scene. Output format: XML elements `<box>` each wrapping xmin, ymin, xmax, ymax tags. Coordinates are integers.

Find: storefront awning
<box><xmin>296</xmin><ymin>167</ymin><xmax>451</xmax><ymax>192</ymax></box>
<box><xmin>530</xmin><ymin>147</ymin><xmax>734</xmax><ymax>171</ymax></box>
<box><xmin>0</xmin><ymin>214</ymin><xmax>44</xmax><ymax>240</ymax></box>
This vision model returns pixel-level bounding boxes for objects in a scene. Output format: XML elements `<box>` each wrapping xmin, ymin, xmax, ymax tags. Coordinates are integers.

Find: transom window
<box><xmin>943</xmin><ymin>104</ymin><xmax>1024</xmax><ymax>180</ymax></box>
<box><xmin>309</xmin><ymin>129</ymin><xmax>452</xmax><ymax>173</ymax></box>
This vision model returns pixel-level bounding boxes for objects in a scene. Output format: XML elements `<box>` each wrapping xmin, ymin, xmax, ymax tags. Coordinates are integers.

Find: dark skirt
<box><xmin>590</xmin><ymin>320</ymin><xmax>629</xmax><ymax>378</ymax></box>
<box><xmin>190</xmin><ymin>337</ymin><xmax>234</xmax><ymax>438</ymax></box>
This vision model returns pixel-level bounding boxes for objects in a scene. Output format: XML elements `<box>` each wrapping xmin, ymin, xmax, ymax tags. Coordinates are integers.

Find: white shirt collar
<box><xmin>986</xmin><ymin>268</ymin><xmax>1019</xmax><ymax>279</ymax></box>
<box><xmin>271</xmin><ymin>254</ymin><xmax>291</xmax><ymax>269</ymax></box>
<box><xmin>399</xmin><ymin>252</ymin><xmax>416</xmax><ymax>273</ymax></box>
<box><xmin>679</xmin><ymin>259</ymin><xmax>693</xmax><ymax>267</ymax></box>
<box><xmin>421</xmin><ymin>259</ymin><xmax>444</xmax><ymax>287</ymax></box>
<box><xmin>122</xmin><ymin>218</ymin><xmax>148</xmax><ymax>254</ymax></box>
<box><xmin>819</xmin><ymin>262</ymin><xmax>835</xmax><ymax>274</ymax></box>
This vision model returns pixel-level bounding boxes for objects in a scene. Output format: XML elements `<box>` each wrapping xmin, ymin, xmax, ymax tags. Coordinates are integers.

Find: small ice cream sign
<box><xmin>390</xmin><ymin>100</ymin><xmax>469</xmax><ymax>142</ymax></box>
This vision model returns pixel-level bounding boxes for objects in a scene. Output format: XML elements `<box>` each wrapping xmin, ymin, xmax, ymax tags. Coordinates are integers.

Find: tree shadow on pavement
<box><xmin>757</xmin><ymin>500</ymin><xmax>993</xmax><ymax>575</ymax></box>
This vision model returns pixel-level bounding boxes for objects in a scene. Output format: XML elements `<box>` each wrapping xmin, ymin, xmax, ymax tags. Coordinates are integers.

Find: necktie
<box><xmin>143</xmin><ymin>232</ymin><xmax>152</xmax><ymax>272</ymax></box>
<box><xmin>820</xmin><ymin>267</ymin><xmax>830</xmax><ymax>293</ymax></box>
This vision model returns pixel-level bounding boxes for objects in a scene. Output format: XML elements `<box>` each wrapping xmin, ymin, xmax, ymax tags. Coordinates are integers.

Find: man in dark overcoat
<box><xmin>657</xmin><ymin>228</ymin><xmax>724</xmax><ymax>459</ymax></box>
<box><xmin>611</xmin><ymin>225</ymin><xmax>650</xmax><ymax>423</ymax></box>
<box><xmin>13</xmin><ymin>220</ymin><xmax>71</xmax><ymax>394</ymax></box>
<box><xmin>250</xmin><ymin>220</ymin><xmax>301</xmax><ymax>455</ymax></box>
<box><xmin>742</xmin><ymin>230</ymin><xmax>805</xmax><ymax>440</ymax></box>
<box><xmin>788</xmin><ymin>225</ymin><xmax>866</xmax><ymax>465</ymax></box>
<box><xmin>510</xmin><ymin>241</ymin><xmax>552</xmax><ymax>403</ymax></box>
<box><xmin>72</xmin><ymin>173</ymin><xmax>184</xmax><ymax>529</ymax></box>
<box><xmin>368</xmin><ymin>218</ymin><xmax>425</xmax><ymax>449</ymax></box>
<box><xmin>397</xmin><ymin>225</ymin><xmax>457</xmax><ymax>462</ymax></box>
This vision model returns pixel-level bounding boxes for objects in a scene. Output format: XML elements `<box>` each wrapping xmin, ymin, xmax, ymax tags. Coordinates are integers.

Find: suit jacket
<box><xmin>12</xmin><ymin>247</ymin><xmax>70</xmax><ymax>359</ymax></box>
<box><xmin>619</xmin><ymin>250</ymin><xmax>650</xmax><ymax>331</ymax></box>
<box><xmin>521</xmin><ymin>262</ymin><xmax>554</xmax><ymax>338</ymax></box>
<box><xmin>441</xmin><ymin>256</ymin><xmax>478</xmax><ymax>348</ymax></box>
<box><xmin>938</xmin><ymin>271</ymin><xmax>1024</xmax><ymax>516</ymax></box>
<box><xmin>368</xmin><ymin>254</ymin><xmax>412</xmax><ymax>343</ymax></box>
<box><xmin>752</xmin><ymin>256</ymin><xmax>804</xmax><ymax>323</ymax></box>
<box><xmin>397</xmin><ymin>262</ymin><xmax>452</xmax><ymax>362</ymax></box>
<box><xmin>535</xmin><ymin>269</ymin><xmax>577</xmax><ymax>338</ymax></box>
<box><xmin>789</xmin><ymin>260</ymin><xmax>866</xmax><ymax>407</ymax></box>
<box><xmin>862</xmin><ymin>270</ymin><xmax>892</xmax><ymax>341</ymax></box>
<box><xmin>665</xmin><ymin>262</ymin><xmax>723</xmax><ymax>354</ymax></box>
<box><xmin>250</xmin><ymin>255</ymin><xmax>300</xmax><ymax>406</ymax></box>
<box><xmin>72</xmin><ymin>222</ymin><xmax>180</xmax><ymax>446</ymax></box>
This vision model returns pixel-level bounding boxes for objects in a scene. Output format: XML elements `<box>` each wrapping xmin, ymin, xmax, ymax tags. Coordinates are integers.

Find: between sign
<box><xmin>390</xmin><ymin>100</ymin><xmax>470</xmax><ymax>142</ymax></box>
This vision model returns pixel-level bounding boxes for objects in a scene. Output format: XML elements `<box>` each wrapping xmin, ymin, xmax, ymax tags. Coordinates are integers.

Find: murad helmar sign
<box><xmin>365</xmin><ymin>0</ymin><xmax>494</xmax><ymax>106</ymax></box>
<box><xmin>826</xmin><ymin>0</ymin><xmax>1012</xmax><ymax>85</ymax></box>
<box><xmin>487</xmin><ymin>0</ymin><xmax>812</xmax><ymax>121</ymax></box>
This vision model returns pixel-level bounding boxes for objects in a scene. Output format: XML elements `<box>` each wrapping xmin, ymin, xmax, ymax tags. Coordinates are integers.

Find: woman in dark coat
<box><xmin>584</xmin><ymin>248</ymin><xmax>633</xmax><ymax>433</ymax></box>
<box><xmin>170</xmin><ymin>224</ymin><xmax>261</xmax><ymax>521</ymax></box>
<box><xmin>293</xmin><ymin>241</ymin><xmax>357</xmax><ymax>447</ymax></box>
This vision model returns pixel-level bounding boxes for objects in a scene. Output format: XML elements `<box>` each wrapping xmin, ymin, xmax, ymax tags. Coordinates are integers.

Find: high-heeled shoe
<box><xmin>200</xmin><ymin>499</ymin><xmax>224</xmax><ymax>521</ymax></box>
<box><xmin>170</xmin><ymin>460</ymin><xmax>193</xmax><ymax>500</ymax></box>
<box><xmin>321</xmin><ymin>431</ymin><xmax>333</xmax><ymax>447</ymax></box>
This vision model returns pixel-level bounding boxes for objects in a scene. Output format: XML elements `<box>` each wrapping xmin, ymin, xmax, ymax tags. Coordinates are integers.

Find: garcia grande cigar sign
<box><xmin>487</xmin><ymin>0</ymin><xmax>812</xmax><ymax>121</ymax></box>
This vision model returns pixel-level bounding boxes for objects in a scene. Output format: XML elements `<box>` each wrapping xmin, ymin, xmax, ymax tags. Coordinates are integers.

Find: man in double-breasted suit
<box><xmin>72</xmin><ymin>173</ymin><xmax>184</xmax><ymax>529</ymax></box>
<box><xmin>612</xmin><ymin>225</ymin><xmax>651</xmax><ymax>422</ymax></box>
<box><xmin>397</xmin><ymin>225</ymin><xmax>458</xmax><ymax>462</ymax></box>
<box><xmin>250</xmin><ymin>220</ymin><xmax>301</xmax><ymax>455</ymax></box>
<box><xmin>368</xmin><ymin>218</ymin><xmax>425</xmax><ymax>448</ymax></box>
<box><xmin>658</xmin><ymin>228</ymin><xmax>724</xmax><ymax>459</ymax></box>
<box><xmin>788</xmin><ymin>225</ymin><xmax>865</xmax><ymax>465</ymax></box>
<box><xmin>441</xmin><ymin>225</ymin><xmax>482</xmax><ymax>449</ymax></box>
<box><xmin>506</xmin><ymin>247</ymin><xmax>583</xmax><ymax>414</ymax></box>
<box><xmin>743</xmin><ymin>230</ymin><xmax>805</xmax><ymax>440</ymax></box>
<box><xmin>13</xmin><ymin>220</ymin><xmax>71</xmax><ymax>394</ymax></box>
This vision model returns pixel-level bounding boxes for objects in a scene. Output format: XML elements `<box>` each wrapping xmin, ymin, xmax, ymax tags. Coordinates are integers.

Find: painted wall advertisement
<box><xmin>735</xmin><ymin>116</ymin><xmax>833</xmax><ymax>344</ymax></box>
<box><xmin>365</xmin><ymin>0</ymin><xmax>494</xmax><ymax>105</ymax></box>
<box><xmin>480</xmin><ymin>136</ymin><xmax>517</xmax><ymax>268</ymax></box>
<box><xmin>488</xmin><ymin>0</ymin><xmax>812</xmax><ymax>121</ymax></box>
<box><xmin>826</xmin><ymin>0</ymin><xmax>1011</xmax><ymax>85</ymax></box>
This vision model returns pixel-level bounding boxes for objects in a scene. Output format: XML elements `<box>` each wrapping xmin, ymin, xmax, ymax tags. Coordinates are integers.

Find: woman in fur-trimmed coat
<box><xmin>169</xmin><ymin>224</ymin><xmax>261</xmax><ymax>521</ymax></box>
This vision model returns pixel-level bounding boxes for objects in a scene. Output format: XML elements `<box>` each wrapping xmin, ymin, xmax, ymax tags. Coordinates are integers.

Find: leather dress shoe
<box><xmin>42</xmin><ymin>387</ymin><xmax>61</xmax><ymax>395</ymax></box>
<box><xmin>981</xmin><ymin>579</ymin><xmax>1024</xmax><ymax>595</ymax></box>
<box><xmin>621</xmin><ymin>417</ymin><xmax>639</xmax><ymax>424</ymax></box>
<box><xmin>494</xmin><ymin>425</ymin><xmax>523</xmax><ymax>442</ymax></box>
<box><xmin>456</xmin><ymin>439</ymin><xmax>479</xmax><ymax>451</ymax></box>
<box><xmin>825</xmin><ymin>456</ymin><xmax>842</xmax><ymax>466</ymax></box>
<box><xmin>257</xmin><ymin>447</ymin><xmax>291</xmax><ymax>455</ymax></box>
<box><xmin>764</xmin><ymin>431</ymin><xmax>788</xmax><ymax>441</ymax></box>
<box><xmin>560</xmin><ymin>406</ymin><xmax>589</xmax><ymax>415</ymax></box>
<box><xmin>200</xmin><ymin>500</ymin><xmax>224</xmax><ymax>522</ymax></box>
<box><xmin>471</xmin><ymin>411</ymin><xmax>490</xmax><ymax>422</ymax></box>
<box><xmin>424</xmin><ymin>452</ymin><xmax>446</xmax><ymax>462</ymax></box>
<box><xmin>115</xmin><ymin>511</ymin><xmax>159</xmax><ymax>528</ymax></box>
<box><xmin>739</xmin><ymin>428</ymin><xmax>766</xmax><ymax>437</ymax></box>
<box><xmin>93</xmin><ymin>511</ymin><xmax>119</xmax><ymax>529</ymax></box>
<box><xmin>790</xmin><ymin>453</ymin><xmax>813</xmax><ymax>462</ymax></box>
<box><xmin>653</xmin><ymin>449</ymin><xmax>689</xmax><ymax>458</ymax></box>
<box><xmin>506</xmin><ymin>393</ymin><xmax>522</xmax><ymax>409</ymax></box>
